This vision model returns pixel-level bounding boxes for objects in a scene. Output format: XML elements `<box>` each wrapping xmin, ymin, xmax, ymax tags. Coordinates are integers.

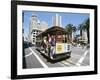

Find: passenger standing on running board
<box><xmin>47</xmin><ymin>34</ymin><xmax>51</xmax><ymax>57</ymax></box>
<box><xmin>50</xmin><ymin>35</ymin><xmax>56</xmax><ymax>59</ymax></box>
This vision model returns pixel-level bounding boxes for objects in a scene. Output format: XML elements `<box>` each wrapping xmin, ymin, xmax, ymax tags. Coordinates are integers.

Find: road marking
<box><xmin>29</xmin><ymin>47</ymin><xmax>48</xmax><ymax>68</ymax></box>
<box><xmin>59</xmin><ymin>60</ymin><xmax>78</xmax><ymax>67</ymax></box>
<box><xmin>58</xmin><ymin>62</ymin><xmax>67</xmax><ymax>67</ymax></box>
<box><xmin>25</xmin><ymin>52</ymin><xmax>33</xmax><ymax>58</ymax></box>
<box><xmin>66</xmin><ymin>60</ymin><xmax>77</xmax><ymax>65</ymax></box>
<box><xmin>60</xmin><ymin>61</ymin><xmax>71</xmax><ymax>67</ymax></box>
<box><xmin>76</xmin><ymin>50</ymin><xmax>88</xmax><ymax>66</ymax></box>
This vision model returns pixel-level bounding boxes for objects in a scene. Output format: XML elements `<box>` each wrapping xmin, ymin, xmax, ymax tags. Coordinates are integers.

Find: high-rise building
<box><xmin>29</xmin><ymin>13</ymin><xmax>48</xmax><ymax>45</ymax></box>
<box><xmin>52</xmin><ymin>13</ymin><xmax>62</xmax><ymax>27</ymax></box>
<box><xmin>72</xmin><ymin>32</ymin><xmax>76</xmax><ymax>41</ymax></box>
<box><xmin>82</xmin><ymin>30</ymin><xmax>88</xmax><ymax>43</ymax></box>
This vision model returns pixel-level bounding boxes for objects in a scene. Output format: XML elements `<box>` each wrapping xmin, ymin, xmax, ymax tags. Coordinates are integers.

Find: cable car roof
<box><xmin>37</xmin><ymin>26</ymin><xmax>67</xmax><ymax>37</ymax></box>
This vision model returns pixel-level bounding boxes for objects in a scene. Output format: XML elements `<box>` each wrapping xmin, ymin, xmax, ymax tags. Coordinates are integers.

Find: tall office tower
<box><xmin>59</xmin><ymin>16</ymin><xmax>62</xmax><ymax>27</ymax></box>
<box><xmin>29</xmin><ymin>14</ymin><xmax>37</xmax><ymax>35</ymax></box>
<box><xmin>72</xmin><ymin>32</ymin><xmax>75</xmax><ymax>41</ymax></box>
<box><xmin>52</xmin><ymin>13</ymin><xmax>62</xmax><ymax>27</ymax></box>
<box><xmin>55</xmin><ymin>14</ymin><xmax>59</xmax><ymax>26</ymax></box>
<box><xmin>29</xmin><ymin>13</ymin><xmax>48</xmax><ymax>45</ymax></box>
<box><xmin>82</xmin><ymin>30</ymin><xmax>88</xmax><ymax>43</ymax></box>
<box><xmin>29</xmin><ymin>13</ymin><xmax>38</xmax><ymax>44</ymax></box>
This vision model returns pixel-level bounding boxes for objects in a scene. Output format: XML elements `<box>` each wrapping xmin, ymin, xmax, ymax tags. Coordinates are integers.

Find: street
<box><xmin>23</xmin><ymin>44</ymin><xmax>90</xmax><ymax>69</ymax></box>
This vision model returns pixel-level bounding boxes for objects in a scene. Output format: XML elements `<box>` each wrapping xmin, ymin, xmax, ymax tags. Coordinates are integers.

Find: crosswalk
<box><xmin>29</xmin><ymin>47</ymin><xmax>48</xmax><ymax>68</ymax></box>
<box><xmin>60</xmin><ymin>50</ymin><xmax>89</xmax><ymax>67</ymax></box>
<box><xmin>24</xmin><ymin>46</ymin><xmax>90</xmax><ymax>68</ymax></box>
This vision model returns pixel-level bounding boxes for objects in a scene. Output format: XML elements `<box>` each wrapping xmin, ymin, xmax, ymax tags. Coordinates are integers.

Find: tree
<box><xmin>65</xmin><ymin>24</ymin><xmax>73</xmax><ymax>42</ymax></box>
<box><xmin>78</xmin><ymin>23</ymin><xmax>84</xmax><ymax>38</ymax></box>
<box><xmin>82</xmin><ymin>18</ymin><xmax>90</xmax><ymax>43</ymax></box>
<box><xmin>72</xmin><ymin>26</ymin><xmax>77</xmax><ymax>33</ymax></box>
<box><xmin>78</xmin><ymin>18</ymin><xmax>90</xmax><ymax>43</ymax></box>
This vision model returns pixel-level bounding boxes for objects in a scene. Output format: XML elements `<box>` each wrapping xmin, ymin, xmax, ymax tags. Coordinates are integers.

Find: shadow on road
<box><xmin>37</xmin><ymin>49</ymin><xmax>70</xmax><ymax>64</ymax></box>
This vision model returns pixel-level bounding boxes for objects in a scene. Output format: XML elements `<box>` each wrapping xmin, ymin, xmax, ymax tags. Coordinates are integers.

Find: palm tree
<box><xmin>72</xmin><ymin>26</ymin><xmax>77</xmax><ymax>32</ymax></box>
<box><xmin>78</xmin><ymin>18</ymin><xmax>90</xmax><ymax>43</ymax></box>
<box><xmin>65</xmin><ymin>24</ymin><xmax>73</xmax><ymax>42</ymax></box>
<box><xmin>85</xmin><ymin>18</ymin><xmax>90</xmax><ymax>43</ymax></box>
<box><xmin>77</xmin><ymin>23</ymin><xmax>84</xmax><ymax>44</ymax></box>
<box><xmin>78</xmin><ymin>23</ymin><xmax>83</xmax><ymax>42</ymax></box>
<box><xmin>82</xmin><ymin>18</ymin><xmax>90</xmax><ymax>43</ymax></box>
<box><xmin>78</xmin><ymin>23</ymin><xmax>84</xmax><ymax>39</ymax></box>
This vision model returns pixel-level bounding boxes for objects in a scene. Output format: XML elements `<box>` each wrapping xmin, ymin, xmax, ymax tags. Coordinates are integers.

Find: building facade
<box><xmin>29</xmin><ymin>14</ymin><xmax>48</xmax><ymax>45</ymax></box>
<box><xmin>82</xmin><ymin>30</ymin><xmax>88</xmax><ymax>43</ymax></box>
<box><xmin>72</xmin><ymin>32</ymin><xmax>76</xmax><ymax>41</ymax></box>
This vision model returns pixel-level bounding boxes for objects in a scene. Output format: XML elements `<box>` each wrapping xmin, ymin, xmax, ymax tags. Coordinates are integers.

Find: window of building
<box><xmin>36</xmin><ymin>33</ymin><xmax>38</xmax><ymax>35</ymax></box>
<box><xmin>33</xmin><ymin>40</ymin><xmax>35</xmax><ymax>42</ymax></box>
<box><xmin>33</xmin><ymin>38</ymin><xmax>35</xmax><ymax>40</ymax></box>
<box><xmin>33</xmin><ymin>35</ymin><xmax>35</xmax><ymax>37</ymax></box>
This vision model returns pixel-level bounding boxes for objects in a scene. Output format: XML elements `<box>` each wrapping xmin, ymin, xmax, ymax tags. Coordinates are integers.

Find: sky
<box><xmin>23</xmin><ymin>11</ymin><xmax>89</xmax><ymax>37</ymax></box>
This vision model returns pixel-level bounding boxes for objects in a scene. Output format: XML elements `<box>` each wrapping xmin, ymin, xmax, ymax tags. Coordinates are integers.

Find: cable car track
<box><xmin>60</xmin><ymin>59</ymin><xmax>88</xmax><ymax>67</ymax></box>
<box><xmin>60</xmin><ymin>60</ymin><xmax>77</xmax><ymax>67</ymax></box>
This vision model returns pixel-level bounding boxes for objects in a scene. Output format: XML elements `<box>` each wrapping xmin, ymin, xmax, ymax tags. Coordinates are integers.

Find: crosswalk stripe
<box><xmin>76</xmin><ymin>50</ymin><xmax>88</xmax><ymax>66</ymax></box>
<box><xmin>29</xmin><ymin>47</ymin><xmax>48</xmax><ymax>68</ymax></box>
<box><xmin>25</xmin><ymin>52</ymin><xmax>32</xmax><ymax>58</ymax></box>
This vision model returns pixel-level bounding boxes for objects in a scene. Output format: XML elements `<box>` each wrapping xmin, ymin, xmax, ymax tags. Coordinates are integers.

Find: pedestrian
<box><xmin>47</xmin><ymin>34</ymin><xmax>52</xmax><ymax>58</ymax></box>
<box><xmin>50</xmin><ymin>35</ymin><xmax>56</xmax><ymax>59</ymax></box>
<box><xmin>43</xmin><ymin>37</ymin><xmax>48</xmax><ymax>53</ymax></box>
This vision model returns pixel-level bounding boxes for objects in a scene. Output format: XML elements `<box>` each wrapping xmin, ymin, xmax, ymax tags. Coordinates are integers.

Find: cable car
<box><xmin>36</xmin><ymin>26</ymin><xmax>71</xmax><ymax>61</ymax></box>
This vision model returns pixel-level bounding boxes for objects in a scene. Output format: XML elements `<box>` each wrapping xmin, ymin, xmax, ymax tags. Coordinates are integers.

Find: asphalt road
<box><xmin>23</xmin><ymin>44</ymin><xmax>90</xmax><ymax>69</ymax></box>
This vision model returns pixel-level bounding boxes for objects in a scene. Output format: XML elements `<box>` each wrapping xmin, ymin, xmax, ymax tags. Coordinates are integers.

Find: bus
<box><xmin>36</xmin><ymin>26</ymin><xmax>71</xmax><ymax>61</ymax></box>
